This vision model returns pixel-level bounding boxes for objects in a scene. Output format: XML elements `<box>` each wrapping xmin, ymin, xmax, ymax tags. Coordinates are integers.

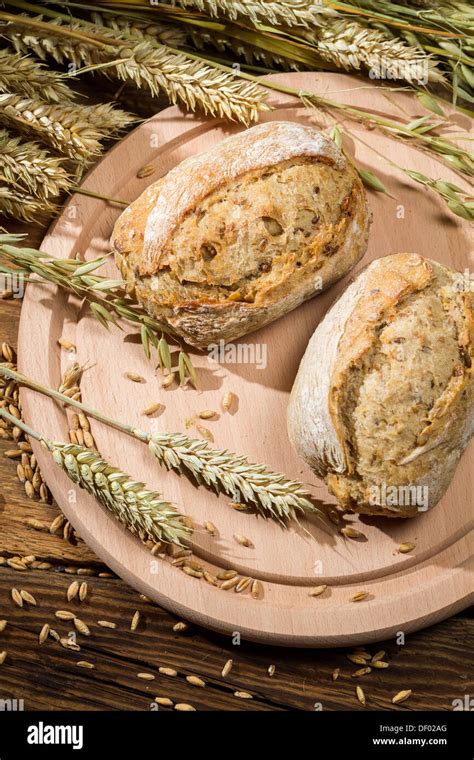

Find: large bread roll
<box><xmin>111</xmin><ymin>121</ymin><xmax>370</xmax><ymax>348</ymax></box>
<box><xmin>287</xmin><ymin>254</ymin><xmax>473</xmax><ymax>517</ymax></box>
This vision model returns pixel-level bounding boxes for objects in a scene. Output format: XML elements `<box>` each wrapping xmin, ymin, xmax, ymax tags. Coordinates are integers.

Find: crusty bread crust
<box><xmin>111</xmin><ymin>121</ymin><xmax>370</xmax><ymax>348</ymax></box>
<box><xmin>288</xmin><ymin>254</ymin><xmax>474</xmax><ymax>517</ymax></box>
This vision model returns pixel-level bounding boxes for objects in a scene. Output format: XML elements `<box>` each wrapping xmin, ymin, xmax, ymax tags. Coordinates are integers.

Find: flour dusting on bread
<box><xmin>142</xmin><ymin>122</ymin><xmax>345</xmax><ymax>272</ymax></box>
<box><xmin>111</xmin><ymin>120</ymin><xmax>369</xmax><ymax>347</ymax></box>
<box><xmin>288</xmin><ymin>254</ymin><xmax>474</xmax><ymax>517</ymax></box>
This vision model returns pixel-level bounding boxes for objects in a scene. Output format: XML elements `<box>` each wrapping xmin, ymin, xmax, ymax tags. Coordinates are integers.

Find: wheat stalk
<box><xmin>307</xmin><ymin>18</ymin><xmax>444</xmax><ymax>84</ymax></box>
<box><xmin>0</xmin><ymin>93</ymin><xmax>115</xmax><ymax>165</ymax></box>
<box><xmin>0</xmin><ymin>129</ymin><xmax>70</xmax><ymax>199</ymax></box>
<box><xmin>0</xmin><ymin>407</ymin><xmax>190</xmax><ymax>546</ymax></box>
<box><xmin>79</xmin><ymin>102</ymin><xmax>136</xmax><ymax>135</ymax></box>
<box><xmin>90</xmin><ymin>11</ymin><xmax>189</xmax><ymax>48</ymax></box>
<box><xmin>0</xmin><ymin>365</ymin><xmax>324</xmax><ymax>525</ymax></box>
<box><xmin>0</xmin><ymin>47</ymin><xmax>74</xmax><ymax>102</ymax></box>
<box><xmin>0</xmin><ymin>127</ymin><xmax>71</xmax><ymax>221</ymax></box>
<box><xmin>112</xmin><ymin>42</ymin><xmax>269</xmax><ymax>123</ymax></box>
<box><xmin>147</xmin><ymin>433</ymin><xmax>319</xmax><ymax>523</ymax></box>
<box><xmin>2</xmin><ymin>13</ymin><xmax>269</xmax><ymax>124</ymax></box>
<box><xmin>184</xmin><ymin>26</ymin><xmax>301</xmax><ymax>70</ymax></box>
<box><xmin>170</xmin><ymin>0</ymin><xmax>335</xmax><ymax>27</ymax></box>
<box><xmin>0</xmin><ymin>187</ymin><xmax>58</xmax><ymax>223</ymax></box>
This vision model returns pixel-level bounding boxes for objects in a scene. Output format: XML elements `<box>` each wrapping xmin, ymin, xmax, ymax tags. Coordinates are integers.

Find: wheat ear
<box><xmin>0</xmin><ymin>187</ymin><xmax>57</xmax><ymax>224</ymax></box>
<box><xmin>90</xmin><ymin>12</ymin><xmax>188</xmax><ymax>48</ymax></box>
<box><xmin>0</xmin><ymin>408</ymin><xmax>190</xmax><ymax>546</ymax></box>
<box><xmin>0</xmin><ymin>126</ymin><xmax>70</xmax><ymax>221</ymax></box>
<box><xmin>0</xmin><ymin>93</ymin><xmax>119</xmax><ymax>165</ymax></box>
<box><xmin>184</xmin><ymin>27</ymin><xmax>301</xmax><ymax>71</ymax></box>
<box><xmin>3</xmin><ymin>14</ymin><xmax>269</xmax><ymax>124</ymax></box>
<box><xmin>171</xmin><ymin>0</ymin><xmax>335</xmax><ymax>27</ymax></box>
<box><xmin>0</xmin><ymin>128</ymin><xmax>70</xmax><ymax>198</ymax></box>
<box><xmin>308</xmin><ymin>19</ymin><xmax>444</xmax><ymax>84</ymax></box>
<box><xmin>0</xmin><ymin>366</ymin><xmax>324</xmax><ymax>526</ymax></box>
<box><xmin>148</xmin><ymin>433</ymin><xmax>319</xmax><ymax>523</ymax></box>
<box><xmin>0</xmin><ymin>47</ymin><xmax>74</xmax><ymax>102</ymax></box>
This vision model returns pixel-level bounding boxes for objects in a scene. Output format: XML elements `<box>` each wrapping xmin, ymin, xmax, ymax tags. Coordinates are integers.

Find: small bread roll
<box><xmin>287</xmin><ymin>254</ymin><xmax>473</xmax><ymax>517</ymax></box>
<box><xmin>111</xmin><ymin>121</ymin><xmax>370</xmax><ymax>348</ymax></box>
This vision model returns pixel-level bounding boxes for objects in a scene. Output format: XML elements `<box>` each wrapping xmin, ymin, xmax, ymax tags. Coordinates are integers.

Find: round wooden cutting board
<box><xmin>18</xmin><ymin>73</ymin><xmax>473</xmax><ymax>646</ymax></box>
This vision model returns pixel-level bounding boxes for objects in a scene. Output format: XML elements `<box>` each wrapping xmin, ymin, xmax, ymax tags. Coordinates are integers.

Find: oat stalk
<box><xmin>0</xmin><ymin>234</ymin><xmax>196</xmax><ymax>385</ymax></box>
<box><xmin>0</xmin><ymin>407</ymin><xmax>190</xmax><ymax>546</ymax></box>
<box><xmin>331</xmin><ymin>123</ymin><xmax>474</xmax><ymax>220</ymax></box>
<box><xmin>1</xmin><ymin>366</ymin><xmax>324</xmax><ymax>525</ymax></box>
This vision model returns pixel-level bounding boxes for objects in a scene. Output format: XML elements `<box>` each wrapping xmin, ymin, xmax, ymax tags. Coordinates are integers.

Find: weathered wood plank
<box><xmin>0</xmin><ymin>568</ymin><xmax>471</xmax><ymax>711</ymax></box>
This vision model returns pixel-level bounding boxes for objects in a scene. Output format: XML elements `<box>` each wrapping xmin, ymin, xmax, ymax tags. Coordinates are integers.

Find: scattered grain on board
<box><xmin>220</xmin><ymin>576</ymin><xmax>240</xmax><ymax>591</ymax></box>
<box><xmin>137</xmin><ymin>164</ymin><xmax>155</xmax><ymax>178</ymax></box>
<box><xmin>161</xmin><ymin>373</ymin><xmax>175</xmax><ymax>388</ymax></box>
<box><xmin>125</xmin><ymin>372</ymin><xmax>145</xmax><ymax>383</ymax></box>
<box><xmin>233</xmin><ymin>534</ymin><xmax>253</xmax><ymax>548</ymax></box>
<box><xmin>159</xmin><ymin>667</ymin><xmax>177</xmax><ymax>677</ymax></box>
<box><xmin>351</xmin><ymin>592</ymin><xmax>369</xmax><ymax>602</ymax></box>
<box><xmin>204</xmin><ymin>520</ymin><xmax>217</xmax><ymax>536</ymax></box>
<box><xmin>392</xmin><ymin>690</ymin><xmax>412</xmax><ymax>704</ymax></box>
<box><xmin>74</xmin><ymin>618</ymin><xmax>90</xmax><ymax>636</ymax></box>
<box><xmin>251</xmin><ymin>579</ymin><xmax>262</xmax><ymax>599</ymax></box>
<box><xmin>97</xmin><ymin>620</ymin><xmax>116</xmax><ymax>629</ymax></box>
<box><xmin>186</xmin><ymin>675</ymin><xmax>205</xmax><ymax>687</ymax></box>
<box><xmin>340</xmin><ymin>526</ymin><xmax>366</xmax><ymax>540</ymax></box>
<box><xmin>11</xmin><ymin>588</ymin><xmax>23</xmax><ymax>607</ymax></box>
<box><xmin>222</xmin><ymin>391</ymin><xmax>235</xmax><ymax>412</ymax></box>
<box><xmin>309</xmin><ymin>585</ymin><xmax>327</xmax><ymax>597</ymax></box>
<box><xmin>198</xmin><ymin>410</ymin><xmax>216</xmax><ymax>420</ymax></box>
<box><xmin>20</xmin><ymin>589</ymin><xmax>36</xmax><ymax>605</ymax></box>
<box><xmin>67</xmin><ymin>581</ymin><xmax>80</xmax><ymax>601</ymax></box>
<box><xmin>352</xmin><ymin>667</ymin><xmax>372</xmax><ymax>677</ymax></box>
<box><xmin>356</xmin><ymin>686</ymin><xmax>366</xmax><ymax>705</ymax></box>
<box><xmin>172</xmin><ymin>622</ymin><xmax>189</xmax><ymax>633</ymax></box>
<box><xmin>141</xmin><ymin>402</ymin><xmax>163</xmax><ymax>416</ymax></box>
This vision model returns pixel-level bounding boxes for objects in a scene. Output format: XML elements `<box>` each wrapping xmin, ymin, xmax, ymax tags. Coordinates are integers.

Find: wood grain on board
<box><xmin>8</xmin><ymin>73</ymin><xmax>474</xmax><ymax>648</ymax></box>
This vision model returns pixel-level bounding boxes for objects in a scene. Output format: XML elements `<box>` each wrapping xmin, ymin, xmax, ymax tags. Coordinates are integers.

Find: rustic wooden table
<box><xmin>0</xmin><ymin>224</ymin><xmax>472</xmax><ymax>712</ymax></box>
